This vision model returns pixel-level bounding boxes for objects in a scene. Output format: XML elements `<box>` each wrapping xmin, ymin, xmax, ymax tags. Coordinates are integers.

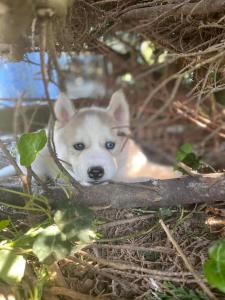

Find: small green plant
<box><xmin>175</xmin><ymin>143</ymin><xmax>217</xmax><ymax>174</ymax></box>
<box><xmin>154</xmin><ymin>282</ymin><xmax>209</xmax><ymax>300</ymax></box>
<box><xmin>175</xmin><ymin>143</ymin><xmax>203</xmax><ymax>174</ymax></box>
<box><xmin>204</xmin><ymin>239</ymin><xmax>225</xmax><ymax>293</ymax></box>
<box><xmin>0</xmin><ymin>201</ymin><xmax>96</xmax><ymax>285</ymax></box>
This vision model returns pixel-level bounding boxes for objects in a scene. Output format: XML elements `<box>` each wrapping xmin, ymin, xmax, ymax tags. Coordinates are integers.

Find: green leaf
<box><xmin>32</xmin><ymin>225</ymin><xmax>72</xmax><ymax>263</ymax></box>
<box><xmin>204</xmin><ymin>240</ymin><xmax>225</xmax><ymax>293</ymax></box>
<box><xmin>17</xmin><ymin>129</ymin><xmax>47</xmax><ymax>167</ymax></box>
<box><xmin>175</xmin><ymin>143</ymin><xmax>203</xmax><ymax>171</ymax></box>
<box><xmin>54</xmin><ymin>203</ymin><xmax>96</xmax><ymax>242</ymax></box>
<box><xmin>182</xmin><ymin>153</ymin><xmax>201</xmax><ymax>170</ymax></box>
<box><xmin>175</xmin><ymin>143</ymin><xmax>193</xmax><ymax>161</ymax></box>
<box><xmin>0</xmin><ymin>250</ymin><xmax>26</xmax><ymax>284</ymax></box>
<box><xmin>180</xmin><ymin>143</ymin><xmax>193</xmax><ymax>153</ymax></box>
<box><xmin>12</xmin><ymin>225</ymin><xmax>45</xmax><ymax>249</ymax></box>
<box><xmin>204</xmin><ymin>259</ymin><xmax>225</xmax><ymax>293</ymax></box>
<box><xmin>0</xmin><ymin>219</ymin><xmax>10</xmax><ymax>231</ymax></box>
<box><xmin>208</xmin><ymin>240</ymin><xmax>225</xmax><ymax>262</ymax></box>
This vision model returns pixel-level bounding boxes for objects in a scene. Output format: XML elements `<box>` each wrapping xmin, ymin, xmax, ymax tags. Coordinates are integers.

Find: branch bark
<box><xmin>120</xmin><ymin>0</ymin><xmax>225</xmax><ymax>21</ymax></box>
<box><xmin>0</xmin><ymin>173</ymin><xmax>224</xmax><ymax>209</ymax></box>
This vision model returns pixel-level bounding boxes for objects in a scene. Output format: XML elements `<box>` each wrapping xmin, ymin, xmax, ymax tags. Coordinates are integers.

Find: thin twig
<box><xmin>88</xmin><ymin>243</ymin><xmax>174</xmax><ymax>254</ymax></box>
<box><xmin>47</xmin><ymin>20</ymin><xmax>66</xmax><ymax>92</ymax></box>
<box><xmin>0</xmin><ymin>139</ymin><xmax>28</xmax><ymax>192</ymax></box>
<box><xmin>44</xmin><ymin>287</ymin><xmax>98</xmax><ymax>300</ymax></box>
<box><xmin>39</xmin><ymin>17</ymin><xmax>56</xmax><ymax>118</ymax></box>
<box><xmin>78</xmin><ymin>250</ymin><xmax>192</xmax><ymax>278</ymax></box>
<box><xmin>98</xmin><ymin>268</ymin><xmax>197</xmax><ymax>284</ymax></box>
<box><xmin>47</xmin><ymin>117</ymin><xmax>82</xmax><ymax>191</ymax></box>
<box><xmin>97</xmin><ymin>214</ymin><xmax>155</xmax><ymax>230</ymax></box>
<box><xmin>141</xmin><ymin>76</ymin><xmax>182</xmax><ymax>127</ymax></box>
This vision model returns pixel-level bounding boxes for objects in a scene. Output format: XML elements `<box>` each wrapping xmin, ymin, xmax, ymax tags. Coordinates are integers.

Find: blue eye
<box><xmin>105</xmin><ymin>141</ymin><xmax>115</xmax><ymax>150</ymax></box>
<box><xmin>73</xmin><ymin>143</ymin><xmax>85</xmax><ymax>151</ymax></box>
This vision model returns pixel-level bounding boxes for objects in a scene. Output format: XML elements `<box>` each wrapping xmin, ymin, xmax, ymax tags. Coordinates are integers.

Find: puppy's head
<box><xmin>53</xmin><ymin>90</ymin><xmax>130</xmax><ymax>185</ymax></box>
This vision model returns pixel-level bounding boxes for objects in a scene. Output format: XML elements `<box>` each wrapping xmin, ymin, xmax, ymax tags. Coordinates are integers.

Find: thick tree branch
<box><xmin>120</xmin><ymin>0</ymin><xmax>225</xmax><ymax>21</ymax></box>
<box><xmin>0</xmin><ymin>173</ymin><xmax>224</xmax><ymax>210</ymax></box>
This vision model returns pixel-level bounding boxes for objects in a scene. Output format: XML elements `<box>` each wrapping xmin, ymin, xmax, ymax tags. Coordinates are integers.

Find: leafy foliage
<box><xmin>204</xmin><ymin>239</ymin><xmax>225</xmax><ymax>293</ymax></box>
<box><xmin>54</xmin><ymin>203</ymin><xmax>96</xmax><ymax>242</ymax></box>
<box><xmin>0</xmin><ymin>201</ymin><xmax>96</xmax><ymax>287</ymax></box>
<box><xmin>175</xmin><ymin>143</ymin><xmax>193</xmax><ymax>161</ymax></box>
<box><xmin>32</xmin><ymin>225</ymin><xmax>72</xmax><ymax>263</ymax></box>
<box><xmin>175</xmin><ymin>143</ymin><xmax>203</xmax><ymax>174</ymax></box>
<box><xmin>175</xmin><ymin>143</ymin><xmax>202</xmax><ymax>169</ymax></box>
<box><xmin>154</xmin><ymin>282</ymin><xmax>209</xmax><ymax>300</ymax></box>
<box><xmin>33</xmin><ymin>204</ymin><xmax>97</xmax><ymax>263</ymax></box>
<box><xmin>17</xmin><ymin>129</ymin><xmax>47</xmax><ymax>167</ymax></box>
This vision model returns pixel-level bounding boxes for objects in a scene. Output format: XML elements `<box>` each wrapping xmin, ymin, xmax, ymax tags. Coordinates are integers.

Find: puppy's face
<box><xmin>54</xmin><ymin>90</ymin><xmax>130</xmax><ymax>185</ymax></box>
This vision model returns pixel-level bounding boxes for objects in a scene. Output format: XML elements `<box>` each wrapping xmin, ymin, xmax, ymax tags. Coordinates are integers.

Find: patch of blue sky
<box><xmin>0</xmin><ymin>52</ymin><xmax>67</xmax><ymax>107</ymax></box>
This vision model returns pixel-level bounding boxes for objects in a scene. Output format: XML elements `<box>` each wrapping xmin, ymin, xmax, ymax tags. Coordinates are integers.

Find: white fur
<box><xmin>0</xmin><ymin>90</ymin><xmax>179</xmax><ymax>185</ymax></box>
<box><xmin>54</xmin><ymin>114</ymin><xmax>119</xmax><ymax>184</ymax></box>
<box><xmin>54</xmin><ymin>92</ymin><xmax>76</xmax><ymax>125</ymax></box>
<box><xmin>107</xmin><ymin>89</ymin><xmax>130</xmax><ymax>125</ymax></box>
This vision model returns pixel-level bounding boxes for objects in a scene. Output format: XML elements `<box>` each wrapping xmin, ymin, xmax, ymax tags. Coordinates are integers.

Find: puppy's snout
<box><xmin>88</xmin><ymin>166</ymin><xmax>104</xmax><ymax>180</ymax></box>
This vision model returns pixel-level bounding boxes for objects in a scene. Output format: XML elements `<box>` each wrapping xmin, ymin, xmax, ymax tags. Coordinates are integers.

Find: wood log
<box><xmin>0</xmin><ymin>173</ymin><xmax>224</xmax><ymax>210</ymax></box>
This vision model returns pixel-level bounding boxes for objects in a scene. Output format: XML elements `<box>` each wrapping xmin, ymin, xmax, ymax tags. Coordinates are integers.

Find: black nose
<box><xmin>88</xmin><ymin>166</ymin><xmax>104</xmax><ymax>180</ymax></box>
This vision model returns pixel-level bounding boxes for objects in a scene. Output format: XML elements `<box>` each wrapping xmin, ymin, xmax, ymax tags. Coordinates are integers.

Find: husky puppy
<box><xmin>0</xmin><ymin>90</ymin><xmax>178</xmax><ymax>185</ymax></box>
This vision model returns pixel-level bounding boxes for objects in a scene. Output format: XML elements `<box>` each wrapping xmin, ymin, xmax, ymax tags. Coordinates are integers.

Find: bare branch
<box><xmin>120</xmin><ymin>0</ymin><xmax>225</xmax><ymax>21</ymax></box>
<box><xmin>0</xmin><ymin>139</ymin><xmax>29</xmax><ymax>192</ymax></box>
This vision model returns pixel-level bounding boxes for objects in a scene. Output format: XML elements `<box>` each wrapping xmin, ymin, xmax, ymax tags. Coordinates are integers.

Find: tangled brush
<box><xmin>2</xmin><ymin>0</ymin><xmax>225</xmax><ymax>91</ymax></box>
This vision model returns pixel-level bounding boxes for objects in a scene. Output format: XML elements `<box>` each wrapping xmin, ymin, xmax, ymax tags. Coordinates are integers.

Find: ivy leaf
<box><xmin>54</xmin><ymin>203</ymin><xmax>96</xmax><ymax>242</ymax></box>
<box><xmin>32</xmin><ymin>225</ymin><xmax>72</xmax><ymax>263</ymax></box>
<box><xmin>12</xmin><ymin>224</ymin><xmax>45</xmax><ymax>249</ymax></box>
<box><xmin>204</xmin><ymin>240</ymin><xmax>225</xmax><ymax>293</ymax></box>
<box><xmin>0</xmin><ymin>250</ymin><xmax>26</xmax><ymax>284</ymax></box>
<box><xmin>17</xmin><ymin>129</ymin><xmax>47</xmax><ymax>167</ymax></box>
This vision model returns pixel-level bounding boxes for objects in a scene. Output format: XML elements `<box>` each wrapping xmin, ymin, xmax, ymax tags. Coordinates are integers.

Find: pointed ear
<box><xmin>54</xmin><ymin>93</ymin><xmax>76</xmax><ymax>125</ymax></box>
<box><xmin>107</xmin><ymin>90</ymin><xmax>130</xmax><ymax>125</ymax></box>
